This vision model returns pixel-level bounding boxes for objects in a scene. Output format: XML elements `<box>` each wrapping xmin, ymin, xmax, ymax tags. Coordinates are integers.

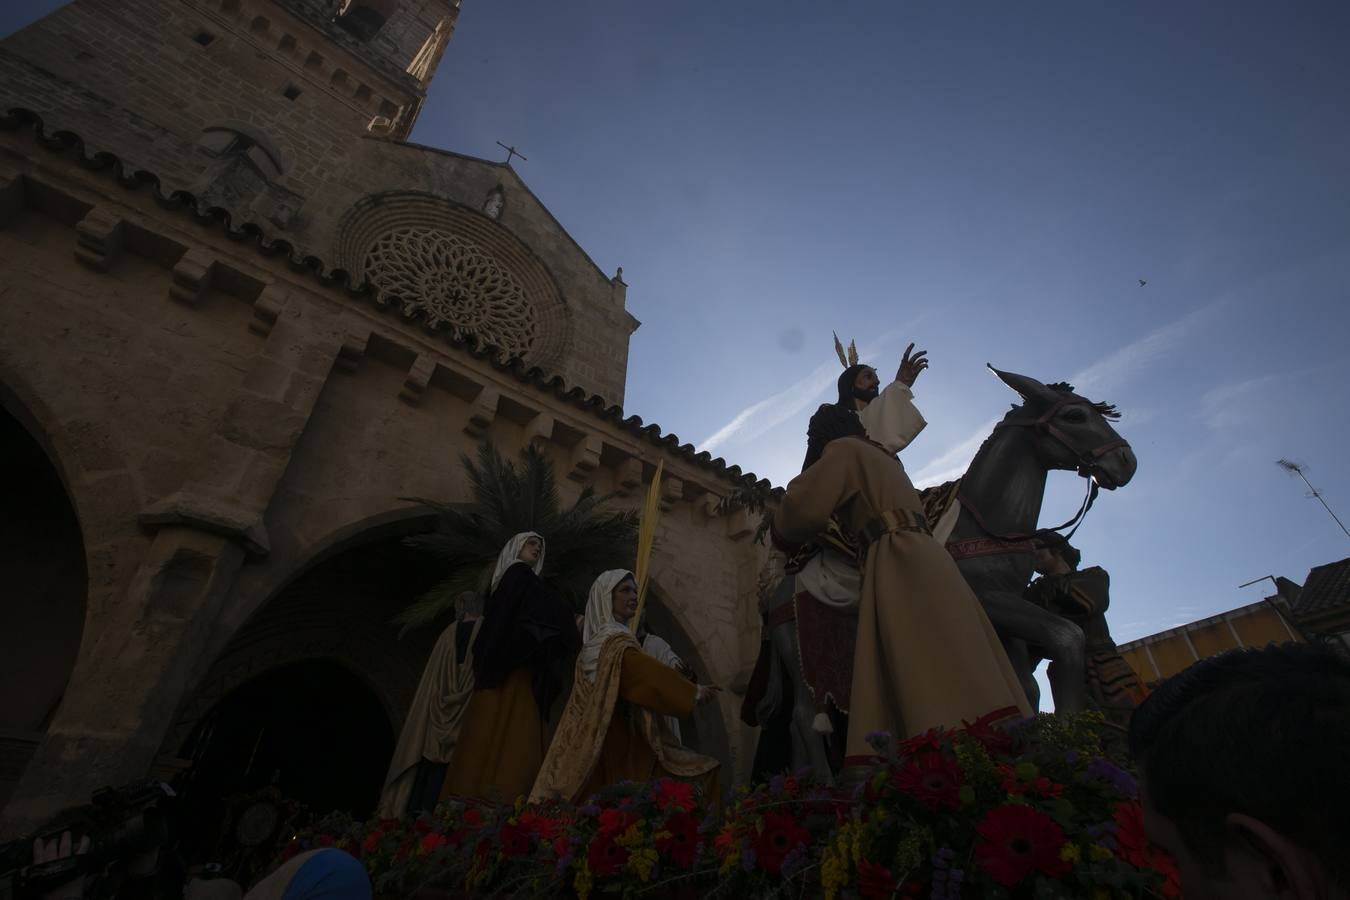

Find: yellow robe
<box><xmin>774</xmin><ymin>436</ymin><xmax>1031</xmax><ymax>767</ymax></box>
<box><xmin>531</xmin><ymin>634</ymin><xmax>719</xmax><ymax>804</ymax></box>
<box><xmin>440</xmin><ymin>667</ymin><xmax>543</xmax><ymax>805</ymax></box>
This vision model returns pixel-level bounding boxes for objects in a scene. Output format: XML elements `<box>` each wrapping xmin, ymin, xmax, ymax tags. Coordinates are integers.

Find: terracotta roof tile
<box><xmin>1293</xmin><ymin>557</ymin><xmax>1350</xmax><ymax>618</ymax></box>
<box><xmin>1</xmin><ymin>107</ymin><xmax>784</xmax><ymax>499</ymax></box>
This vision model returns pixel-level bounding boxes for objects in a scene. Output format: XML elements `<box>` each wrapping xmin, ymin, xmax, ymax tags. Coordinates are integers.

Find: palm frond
<box><xmin>395</xmin><ymin>440</ymin><xmax>641</xmax><ymax>628</ymax></box>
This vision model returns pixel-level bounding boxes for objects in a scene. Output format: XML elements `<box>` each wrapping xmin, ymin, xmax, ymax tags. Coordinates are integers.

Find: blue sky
<box><xmin>405</xmin><ymin>1</ymin><xmax>1350</xmax><ymax>652</ymax></box>
<box><xmin>6</xmin><ymin>2</ymin><xmax>1349</xmax><ymax>657</ymax></box>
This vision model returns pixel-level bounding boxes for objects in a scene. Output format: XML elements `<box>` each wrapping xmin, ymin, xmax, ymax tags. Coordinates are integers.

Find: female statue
<box><xmin>530</xmin><ymin>570</ymin><xmax>720</xmax><ymax>804</ymax></box>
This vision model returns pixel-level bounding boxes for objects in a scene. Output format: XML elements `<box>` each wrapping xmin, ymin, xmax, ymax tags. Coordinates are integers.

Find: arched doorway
<box><xmin>0</xmin><ymin>405</ymin><xmax>87</xmax><ymax>806</ymax></box>
<box><xmin>165</xmin><ymin>534</ymin><xmax>447</xmax><ymax>864</ymax></box>
<box><xmin>177</xmin><ymin>660</ymin><xmax>392</xmax><ymax>844</ymax></box>
<box><xmin>642</xmin><ymin>590</ymin><xmax>732</xmax><ymax>770</ymax></box>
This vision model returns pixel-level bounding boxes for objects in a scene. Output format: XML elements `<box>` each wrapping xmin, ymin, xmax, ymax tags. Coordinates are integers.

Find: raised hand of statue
<box><xmin>895</xmin><ymin>342</ymin><xmax>929</xmax><ymax>387</ymax></box>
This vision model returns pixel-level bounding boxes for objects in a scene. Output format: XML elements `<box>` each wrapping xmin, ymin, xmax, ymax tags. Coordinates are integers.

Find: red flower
<box><xmin>420</xmin><ymin>832</ymin><xmax>448</xmax><ymax>855</ymax></box>
<box><xmin>445</xmin><ymin>828</ymin><xmax>469</xmax><ymax>848</ymax></box>
<box><xmin>498</xmin><ymin>822</ymin><xmax>531</xmax><ymax>858</ymax></box>
<box><xmin>598</xmin><ymin>808</ymin><xmax>638</xmax><ymax>836</ymax></box>
<box><xmin>893</xmin><ymin>752</ymin><xmax>964</xmax><ymax>811</ymax></box>
<box><xmin>898</xmin><ymin>730</ymin><xmax>944</xmax><ymax>756</ymax></box>
<box><xmin>974</xmin><ymin>804</ymin><xmax>1071</xmax><ymax>887</ymax></box>
<box><xmin>961</xmin><ymin>706</ymin><xmax>1020</xmax><ymax>755</ymax></box>
<box><xmin>655</xmin><ymin>812</ymin><xmax>700</xmax><ymax>868</ymax></box>
<box><xmin>654</xmin><ymin>778</ymin><xmax>696</xmax><ymax>812</ymax></box>
<box><xmin>751</xmin><ymin>812</ymin><xmax>810</xmax><ymax>875</ymax></box>
<box><xmin>1114</xmin><ymin>803</ymin><xmax>1182</xmax><ymax>898</ymax></box>
<box><xmin>518</xmin><ymin>811</ymin><xmax>560</xmax><ymax>843</ymax></box>
<box><xmin>782</xmin><ymin>776</ymin><xmax>800</xmax><ymax>796</ymax></box>
<box><xmin>552</xmin><ymin>834</ymin><xmax>570</xmax><ymax>858</ymax></box>
<box><xmin>462</xmin><ymin>808</ymin><xmax>484</xmax><ymax>827</ymax></box>
<box><xmin>856</xmin><ymin>860</ymin><xmax>897</xmax><ymax>899</ymax></box>
<box><xmin>712</xmin><ymin>827</ymin><xmax>737</xmax><ymax>854</ymax></box>
<box><xmin>1152</xmin><ymin>849</ymin><xmax>1183</xmax><ymax>899</ymax></box>
<box><xmin>413</xmin><ymin>819</ymin><xmax>431</xmax><ymax>834</ymax></box>
<box><xmin>362</xmin><ymin>831</ymin><xmax>383</xmax><ymax>854</ymax></box>
<box><xmin>587</xmin><ymin>830</ymin><xmax>630</xmax><ymax>877</ymax></box>
<box><xmin>1111</xmin><ymin>801</ymin><xmax>1149</xmax><ymax>868</ymax></box>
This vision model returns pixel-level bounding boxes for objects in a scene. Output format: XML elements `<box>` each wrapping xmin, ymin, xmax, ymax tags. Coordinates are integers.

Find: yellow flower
<box><xmin>1089</xmin><ymin>844</ymin><xmax>1114</xmax><ymax>862</ymax></box>
<box><xmin>628</xmin><ymin>847</ymin><xmax>658</xmax><ymax>883</ymax></box>
<box><xmin>1059</xmin><ymin>843</ymin><xmax>1082</xmax><ymax>864</ymax></box>
<box><xmin>820</xmin><ymin>845</ymin><xmax>847</xmax><ymax>900</ymax></box>
<box><xmin>1092</xmin><ymin>889</ymin><xmax>1112</xmax><ymax>900</ymax></box>
<box><xmin>574</xmin><ymin>862</ymin><xmax>593</xmax><ymax>900</ymax></box>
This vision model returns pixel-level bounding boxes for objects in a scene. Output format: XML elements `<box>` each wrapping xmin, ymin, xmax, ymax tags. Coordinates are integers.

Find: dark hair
<box><xmin>1128</xmin><ymin>643</ymin><xmax>1350</xmax><ymax>878</ymax></box>
<box><xmin>1033</xmin><ymin>530</ymin><xmax>1080</xmax><ymax>570</ymax></box>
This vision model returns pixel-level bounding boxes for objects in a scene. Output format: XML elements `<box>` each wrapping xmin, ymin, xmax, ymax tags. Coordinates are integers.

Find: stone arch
<box><xmin>163</xmin><ymin>526</ymin><xmax>450</xmax><ymax>760</ymax></box>
<box><xmin>0</xmin><ymin>392</ymin><xmax>90</xmax><ymax>804</ymax></box>
<box><xmin>333</xmin><ymin>191</ymin><xmax>572</xmax><ymax>375</ymax></box>
<box><xmin>174</xmin><ymin>658</ymin><xmax>394</xmax><ymax>855</ymax></box>
<box><xmin>642</xmin><ymin>580</ymin><xmax>733</xmax><ymax>771</ymax></box>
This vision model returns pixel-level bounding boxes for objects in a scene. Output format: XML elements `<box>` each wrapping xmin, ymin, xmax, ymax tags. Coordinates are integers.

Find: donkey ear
<box><xmin>987</xmin><ymin>364</ymin><xmax>1057</xmax><ymax>404</ymax></box>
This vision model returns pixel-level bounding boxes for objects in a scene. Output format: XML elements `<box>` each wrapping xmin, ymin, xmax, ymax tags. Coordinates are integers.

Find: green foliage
<box><xmin>393</xmin><ymin>441</ymin><xmax>639</xmax><ymax>631</ymax></box>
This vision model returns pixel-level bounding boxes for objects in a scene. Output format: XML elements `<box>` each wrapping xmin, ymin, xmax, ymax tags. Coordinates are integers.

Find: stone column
<box><xmin>0</xmin><ymin>288</ymin><xmax>343</xmax><ymax>837</ymax></box>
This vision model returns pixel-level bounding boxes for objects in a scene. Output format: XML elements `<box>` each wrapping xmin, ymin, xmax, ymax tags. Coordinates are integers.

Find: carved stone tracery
<box><xmin>363</xmin><ymin>226</ymin><xmax>538</xmax><ymax>358</ymax></box>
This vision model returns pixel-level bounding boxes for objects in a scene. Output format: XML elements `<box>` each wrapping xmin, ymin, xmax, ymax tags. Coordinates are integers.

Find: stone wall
<box><xmin>0</xmin><ymin>131</ymin><xmax>768</xmax><ymax>836</ymax></box>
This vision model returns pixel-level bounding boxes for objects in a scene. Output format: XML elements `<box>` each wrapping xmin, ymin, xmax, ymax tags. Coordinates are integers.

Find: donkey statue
<box><xmin>747</xmin><ymin>366</ymin><xmax>1137</xmax><ymax>781</ymax></box>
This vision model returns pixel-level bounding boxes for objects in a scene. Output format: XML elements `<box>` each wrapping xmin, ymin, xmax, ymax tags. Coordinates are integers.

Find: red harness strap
<box><xmin>946</xmin><ymin>536</ymin><xmax>1036</xmax><ymax>561</ymax></box>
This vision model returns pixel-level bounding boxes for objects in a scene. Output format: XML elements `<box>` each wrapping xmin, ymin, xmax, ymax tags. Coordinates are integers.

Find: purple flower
<box><xmin>554</xmin><ymin>852</ymin><xmax>573</xmax><ymax>876</ymax></box>
<box><xmin>1085</xmin><ymin>758</ymin><xmax>1138</xmax><ymax>797</ymax></box>
<box><xmin>740</xmin><ymin>846</ymin><xmax>757</xmax><ymax>873</ymax></box>
<box><xmin>769</xmin><ymin>775</ymin><xmax>786</xmax><ymax>796</ymax></box>
<box><xmin>579</xmin><ymin>803</ymin><xmax>601</xmax><ymax>816</ymax></box>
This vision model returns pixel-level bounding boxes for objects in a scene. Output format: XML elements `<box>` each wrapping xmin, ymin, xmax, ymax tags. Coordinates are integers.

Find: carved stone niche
<box><xmin>193</xmin><ymin>124</ymin><xmax>304</xmax><ymax>230</ymax></box>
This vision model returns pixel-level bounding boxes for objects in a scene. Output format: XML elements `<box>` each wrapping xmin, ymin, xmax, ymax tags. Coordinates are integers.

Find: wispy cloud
<box><xmin>910</xmin><ymin>303</ymin><xmax>1222</xmax><ymax>489</ymax></box>
<box><xmin>1069</xmin><ymin>300</ymin><xmax>1224</xmax><ymax>394</ymax></box>
<box><xmin>1200</xmin><ymin>374</ymin><xmax>1282</xmax><ymax>431</ymax></box>
<box><xmin>699</xmin><ymin>329</ymin><xmax>904</xmax><ymax>453</ymax></box>
<box><xmin>912</xmin><ymin>415</ymin><xmax>1002</xmax><ymax>487</ymax></box>
<box><xmin>1200</xmin><ymin>363</ymin><xmax>1327</xmax><ymax>431</ymax></box>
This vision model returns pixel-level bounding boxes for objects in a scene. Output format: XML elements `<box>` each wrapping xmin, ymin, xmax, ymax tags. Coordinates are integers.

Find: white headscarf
<box><xmin>490</xmin><ymin>531</ymin><xmax>545</xmax><ymax>592</ymax></box>
<box><xmin>579</xmin><ymin>569</ymin><xmax>637</xmax><ymax>681</ymax></box>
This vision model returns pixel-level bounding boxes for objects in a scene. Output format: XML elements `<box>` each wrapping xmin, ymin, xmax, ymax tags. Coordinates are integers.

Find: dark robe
<box><xmin>472</xmin><ymin>561</ymin><xmax>580</xmax><ymax>719</ymax></box>
<box><xmin>1025</xmin><ymin>567</ymin><xmax>1147</xmax><ymax>724</ymax></box>
<box><xmin>441</xmin><ymin>562</ymin><xmax>580</xmax><ymax>804</ymax></box>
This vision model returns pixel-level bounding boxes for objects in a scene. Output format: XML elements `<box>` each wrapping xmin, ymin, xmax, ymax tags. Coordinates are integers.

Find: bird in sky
<box><xmin>1139</xmin><ymin>279</ymin><xmax>1148</xmax><ymax>287</ymax></box>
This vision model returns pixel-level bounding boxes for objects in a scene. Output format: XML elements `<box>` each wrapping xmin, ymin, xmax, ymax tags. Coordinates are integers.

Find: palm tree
<box><xmin>393</xmin><ymin>441</ymin><xmax>639</xmax><ymax>631</ymax></box>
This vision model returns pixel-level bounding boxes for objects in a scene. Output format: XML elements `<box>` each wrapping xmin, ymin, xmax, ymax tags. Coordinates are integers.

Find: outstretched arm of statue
<box><xmin>620</xmin><ymin>648</ymin><xmax>698</xmax><ymax>718</ymax></box>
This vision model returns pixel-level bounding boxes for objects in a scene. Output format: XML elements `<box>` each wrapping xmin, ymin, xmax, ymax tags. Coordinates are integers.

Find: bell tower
<box><xmin>0</xmin><ymin>0</ymin><xmax>461</xmax><ymax>223</ymax></box>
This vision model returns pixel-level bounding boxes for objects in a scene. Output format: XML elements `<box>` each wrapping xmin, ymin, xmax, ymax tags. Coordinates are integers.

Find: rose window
<box><xmin>362</xmin><ymin>226</ymin><xmax>538</xmax><ymax>359</ymax></box>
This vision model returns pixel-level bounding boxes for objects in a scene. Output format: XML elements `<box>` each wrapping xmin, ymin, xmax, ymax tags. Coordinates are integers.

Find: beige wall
<box><xmin>0</xmin><ymin>134</ymin><xmax>766</xmax><ymax>834</ymax></box>
<box><xmin>1119</xmin><ymin>603</ymin><xmax>1301</xmax><ymax>686</ymax></box>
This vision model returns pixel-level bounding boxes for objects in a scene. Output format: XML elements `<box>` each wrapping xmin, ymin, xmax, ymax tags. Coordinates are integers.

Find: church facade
<box><xmin>0</xmin><ymin>0</ymin><xmax>772</xmax><ymax>836</ymax></box>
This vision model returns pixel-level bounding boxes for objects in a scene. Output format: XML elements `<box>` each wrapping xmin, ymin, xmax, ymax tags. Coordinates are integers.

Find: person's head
<box><xmin>1032</xmin><ymin>530</ymin><xmax>1079</xmax><ymax>575</ymax></box>
<box><xmin>610</xmin><ymin>575</ymin><xmax>639</xmax><ymax>625</ymax></box>
<box><xmin>1128</xmin><ymin>643</ymin><xmax>1350</xmax><ymax>899</ymax></box>
<box><xmin>517</xmin><ymin>534</ymin><xmax>543</xmax><ymax>564</ymax></box>
<box><xmin>836</xmin><ymin>364</ymin><xmax>879</xmax><ymax>408</ymax></box>
<box><xmin>491</xmin><ymin>532</ymin><xmax>545</xmax><ymax>592</ymax></box>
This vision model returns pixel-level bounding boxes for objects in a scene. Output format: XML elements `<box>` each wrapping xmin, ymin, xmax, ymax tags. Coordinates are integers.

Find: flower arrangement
<box><xmin>271</xmin><ymin>712</ymin><xmax>1180</xmax><ymax>898</ymax></box>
